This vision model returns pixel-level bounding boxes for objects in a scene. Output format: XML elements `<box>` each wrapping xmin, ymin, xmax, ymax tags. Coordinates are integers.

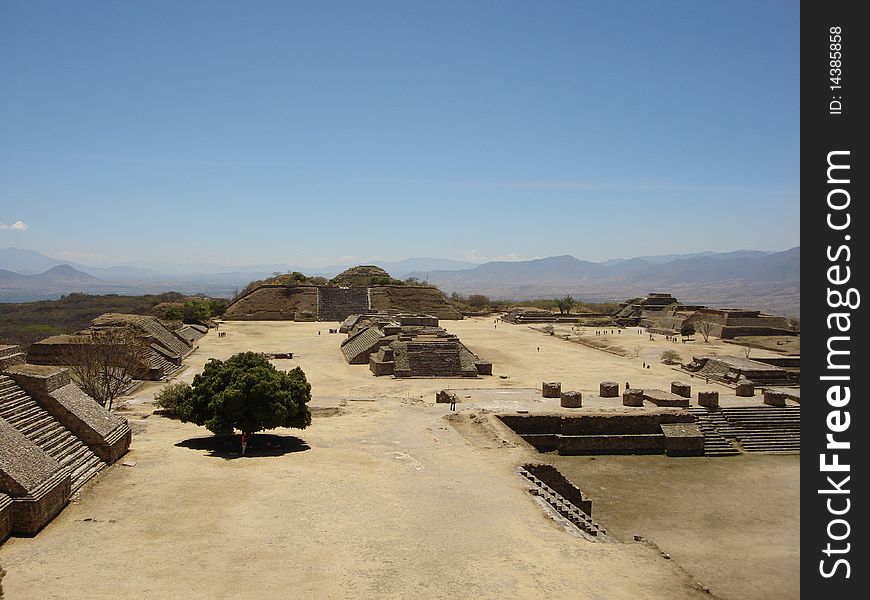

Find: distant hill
<box><xmin>409</xmin><ymin>247</ymin><xmax>800</xmax><ymax>317</ymax></box>
<box><xmin>0</xmin><ymin>264</ymin><xmax>103</xmax><ymax>292</ymax></box>
<box><xmin>0</xmin><ymin>246</ymin><xmax>800</xmax><ymax>315</ymax></box>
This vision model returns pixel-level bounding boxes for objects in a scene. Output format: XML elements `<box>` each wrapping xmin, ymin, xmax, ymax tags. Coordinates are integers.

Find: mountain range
<box><xmin>0</xmin><ymin>246</ymin><xmax>799</xmax><ymax>316</ymax></box>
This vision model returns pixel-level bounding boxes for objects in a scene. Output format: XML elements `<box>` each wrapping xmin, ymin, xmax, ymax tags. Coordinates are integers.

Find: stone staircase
<box><xmin>316</xmin><ymin>287</ymin><xmax>370</xmax><ymax>322</ymax></box>
<box><xmin>720</xmin><ymin>406</ymin><xmax>800</xmax><ymax>453</ymax></box>
<box><xmin>150</xmin><ymin>349</ymin><xmax>183</xmax><ymax>379</ymax></box>
<box><xmin>0</xmin><ymin>375</ymin><xmax>105</xmax><ymax>493</ymax></box>
<box><xmin>686</xmin><ymin>408</ymin><xmax>741</xmax><ymax>456</ymax></box>
<box><xmin>518</xmin><ymin>467</ymin><xmax>608</xmax><ymax>539</ymax></box>
<box><xmin>689</xmin><ymin>359</ymin><xmax>732</xmax><ymax>382</ymax></box>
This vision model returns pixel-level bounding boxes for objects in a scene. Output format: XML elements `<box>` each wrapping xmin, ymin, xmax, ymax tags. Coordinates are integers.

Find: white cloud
<box><xmin>0</xmin><ymin>220</ymin><xmax>29</xmax><ymax>231</ymax></box>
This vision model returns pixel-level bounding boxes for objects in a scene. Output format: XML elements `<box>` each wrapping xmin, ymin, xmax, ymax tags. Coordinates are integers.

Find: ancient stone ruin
<box><xmin>519</xmin><ymin>464</ymin><xmax>607</xmax><ymax>538</ymax></box>
<box><xmin>560</xmin><ymin>391</ymin><xmax>582</xmax><ymax>408</ymax></box>
<box><xmin>542</xmin><ymin>382</ymin><xmax>561</xmax><ymax>398</ymax></box>
<box><xmin>0</xmin><ymin>345</ymin><xmax>131</xmax><ymax>542</ymax></box>
<box><xmin>622</xmin><ymin>389</ymin><xmax>644</xmax><ymax>407</ymax></box>
<box><xmin>670</xmin><ymin>381</ymin><xmax>691</xmax><ymax>398</ymax></box>
<box><xmin>697</xmin><ymin>391</ymin><xmax>719</xmax><ymax>408</ymax></box>
<box><xmin>28</xmin><ymin>313</ymin><xmax>205</xmax><ymax>381</ymax></box>
<box><xmin>599</xmin><ymin>381</ymin><xmax>619</xmax><ymax>398</ymax></box>
<box><xmin>613</xmin><ymin>292</ymin><xmax>796</xmax><ymax>339</ymax></box>
<box><xmin>642</xmin><ymin>389</ymin><xmax>690</xmax><ymax>408</ymax></box>
<box><xmin>498</xmin><ymin>412</ymin><xmax>704</xmax><ymax>457</ymax></box>
<box><xmin>687</xmin><ymin>404</ymin><xmax>799</xmax><ymax>454</ymax></box>
<box><xmin>682</xmin><ymin>356</ymin><xmax>798</xmax><ymax>387</ymax></box>
<box><xmin>501</xmin><ymin>308</ymin><xmax>558</xmax><ymax>324</ymax></box>
<box><xmin>340</xmin><ymin>312</ymin><xmax>491</xmax><ymax>378</ymax></box>
<box><xmin>223</xmin><ymin>265</ymin><xmax>462</xmax><ymax>322</ymax></box>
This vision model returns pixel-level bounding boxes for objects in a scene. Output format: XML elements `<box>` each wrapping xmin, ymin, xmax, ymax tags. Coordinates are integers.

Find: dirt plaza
<box><xmin>0</xmin><ymin>318</ymin><xmax>799</xmax><ymax>599</ymax></box>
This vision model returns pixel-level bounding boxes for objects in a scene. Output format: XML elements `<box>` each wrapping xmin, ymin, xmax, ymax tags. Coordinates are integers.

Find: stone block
<box><xmin>763</xmin><ymin>390</ymin><xmax>788</xmax><ymax>407</ymax></box>
<box><xmin>622</xmin><ymin>389</ymin><xmax>644</xmax><ymax>407</ymax></box>
<box><xmin>661</xmin><ymin>423</ymin><xmax>705</xmax><ymax>456</ymax></box>
<box><xmin>735</xmin><ymin>382</ymin><xmax>755</xmax><ymax>397</ymax></box>
<box><xmin>643</xmin><ymin>389</ymin><xmax>690</xmax><ymax>408</ymax></box>
<box><xmin>560</xmin><ymin>391</ymin><xmax>582</xmax><ymax>408</ymax></box>
<box><xmin>435</xmin><ymin>390</ymin><xmax>457</xmax><ymax>404</ymax></box>
<box><xmin>670</xmin><ymin>381</ymin><xmax>691</xmax><ymax>398</ymax></box>
<box><xmin>599</xmin><ymin>381</ymin><xmax>619</xmax><ymax>398</ymax></box>
<box><xmin>542</xmin><ymin>382</ymin><xmax>562</xmax><ymax>398</ymax></box>
<box><xmin>698</xmin><ymin>391</ymin><xmax>719</xmax><ymax>408</ymax></box>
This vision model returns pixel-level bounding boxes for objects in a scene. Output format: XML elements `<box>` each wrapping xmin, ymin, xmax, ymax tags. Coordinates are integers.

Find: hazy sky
<box><xmin>1</xmin><ymin>1</ymin><xmax>799</xmax><ymax>268</ymax></box>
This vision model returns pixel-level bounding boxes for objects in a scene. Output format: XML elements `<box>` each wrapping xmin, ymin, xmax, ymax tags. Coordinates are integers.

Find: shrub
<box><xmin>154</xmin><ymin>382</ymin><xmax>191</xmax><ymax>417</ymax></box>
<box><xmin>660</xmin><ymin>350</ymin><xmax>681</xmax><ymax>365</ymax></box>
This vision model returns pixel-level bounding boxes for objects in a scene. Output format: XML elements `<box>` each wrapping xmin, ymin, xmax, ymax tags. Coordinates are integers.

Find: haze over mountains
<box><xmin>0</xmin><ymin>246</ymin><xmax>799</xmax><ymax>316</ymax></box>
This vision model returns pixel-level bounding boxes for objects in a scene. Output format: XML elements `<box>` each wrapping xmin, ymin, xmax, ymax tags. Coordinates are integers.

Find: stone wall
<box><xmin>498</xmin><ymin>412</ymin><xmax>697</xmax><ymax>456</ymax></box>
<box><xmin>222</xmin><ymin>285</ymin><xmax>319</xmax><ymax>320</ymax></box>
<box><xmin>368</xmin><ymin>286</ymin><xmax>462</xmax><ymax>320</ymax></box>
<box><xmin>0</xmin><ymin>419</ymin><xmax>70</xmax><ymax>536</ymax></box>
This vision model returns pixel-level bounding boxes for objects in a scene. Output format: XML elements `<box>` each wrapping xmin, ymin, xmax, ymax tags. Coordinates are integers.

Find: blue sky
<box><xmin>0</xmin><ymin>0</ymin><xmax>799</xmax><ymax>268</ymax></box>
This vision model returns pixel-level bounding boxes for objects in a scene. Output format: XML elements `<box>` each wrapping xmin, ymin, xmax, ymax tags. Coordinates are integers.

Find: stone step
<box><xmin>2</xmin><ymin>403</ymin><xmax>46</xmax><ymax>426</ymax></box>
<box><xmin>17</xmin><ymin>412</ymin><xmax>57</xmax><ymax>436</ymax></box>
<box><xmin>0</xmin><ymin>377</ymin><xmax>108</xmax><ymax>490</ymax></box>
<box><xmin>68</xmin><ymin>453</ymin><xmax>105</xmax><ymax>493</ymax></box>
<box><xmin>0</xmin><ymin>391</ymin><xmax>33</xmax><ymax>412</ymax></box>
<box><xmin>41</xmin><ymin>429</ymin><xmax>81</xmax><ymax>455</ymax></box>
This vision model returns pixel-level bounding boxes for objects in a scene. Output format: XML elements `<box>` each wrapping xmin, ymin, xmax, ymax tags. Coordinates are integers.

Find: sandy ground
<box><xmin>0</xmin><ymin>318</ymin><xmax>799</xmax><ymax>599</ymax></box>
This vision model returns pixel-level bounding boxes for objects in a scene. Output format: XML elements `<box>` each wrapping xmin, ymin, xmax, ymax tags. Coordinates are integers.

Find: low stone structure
<box><xmin>659</xmin><ymin>423</ymin><xmax>705</xmax><ymax>456</ymax></box>
<box><xmin>560</xmin><ymin>391</ymin><xmax>582</xmax><ymax>408</ymax></box>
<box><xmin>599</xmin><ymin>382</ymin><xmax>619</xmax><ymax>398</ymax></box>
<box><xmin>501</xmin><ymin>308</ymin><xmax>558</xmax><ymax>324</ymax></box>
<box><xmin>498</xmin><ymin>411</ymin><xmax>698</xmax><ymax>456</ymax></box>
<box><xmin>698</xmin><ymin>391</ymin><xmax>719</xmax><ymax>408</ymax></box>
<box><xmin>340</xmin><ymin>312</ymin><xmax>491</xmax><ymax>378</ymax></box>
<box><xmin>542</xmin><ymin>382</ymin><xmax>561</xmax><ymax>398</ymax></box>
<box><xmin>6</xmin><ymin>364</ymin><xmax>131</xmax><ymax>464</ymax></box>
<box><xmin>642</xmin><ymin>389</ymin><xmax>690</xmax><ymax>408</ymax></box>
<box><xmin>736</xmin><ymin>382</ymin><xmax>755</xmax><ymax>397</ymax></box>
<box><xmin>682</xmin><ymin>356</ymin><xmax>797</xmax><ymax>387</ymax></box>
<box><xmin>518</xmin><ymin>465</ymin><xmax>606</xmax><ymax>538</ymax></box>
<box><xmin>671</xmin><ymin>381</ymin><xmax>691</xmax><ymax>398</ymax></box>
<box><xmin>28</xmin><ymin>313</ymin><xmax>202</xmax><ymax>381</ymax></box>
<box><xmin>435</xmin><ymin>390</ymin><xmax>457</xmax><ymax>404</ymax></box>
<box><xmin>622</xmin><ymin>389</ymin><xmax>644</xmax><ymax>407</ymax></box>
<box><xmin>613</xmin><ymin>292</ymin><xmax>797</xmax><ymax>339</ymax></box>
<box><xmin>763</xmin><ymin>390</ymin><xmax>788</xmax><ymax>407</ymax></box>
<box><xmin>0</xmin><ymin>351</ymin><xmax>132</xmax><ymax>543</ymax></box>
<box><xmin>523</xmin><ymin>464</ymin><xmax>592</xmax><ymax>516</ymax></box>
<box><xmin>0</xmin><ymin>418</ymin><xmax>70</xmax><ymax>536</ymax></box>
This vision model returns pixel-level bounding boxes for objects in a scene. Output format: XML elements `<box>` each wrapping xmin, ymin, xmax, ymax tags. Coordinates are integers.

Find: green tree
<box><xmin>183</xmin><ymin>299</ymin><xmax>212</xmax><ymax>322</ymax></box>
<box><xmin>207</xmin><ymin>298</ymin><xmax>228</xmax><ymax>317</ymax></box>
<box><xmin>176</xmin><ymin>352</ymin><xmax>312</xmax><ymax>454</ymax></box>
<box><xmin>556</xmin><ymin>295</ymin><xmax>576</xmax><ymax>315</ymax></box>
<box><xmin>680</xmin><ymin>322</ymin><xmax>696</xmax><ymax>337</ymax></box>
<box><xmin>163</xmin><ymin>305</ymin><xmax>184</xmax><ymax>321</ymax></box>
